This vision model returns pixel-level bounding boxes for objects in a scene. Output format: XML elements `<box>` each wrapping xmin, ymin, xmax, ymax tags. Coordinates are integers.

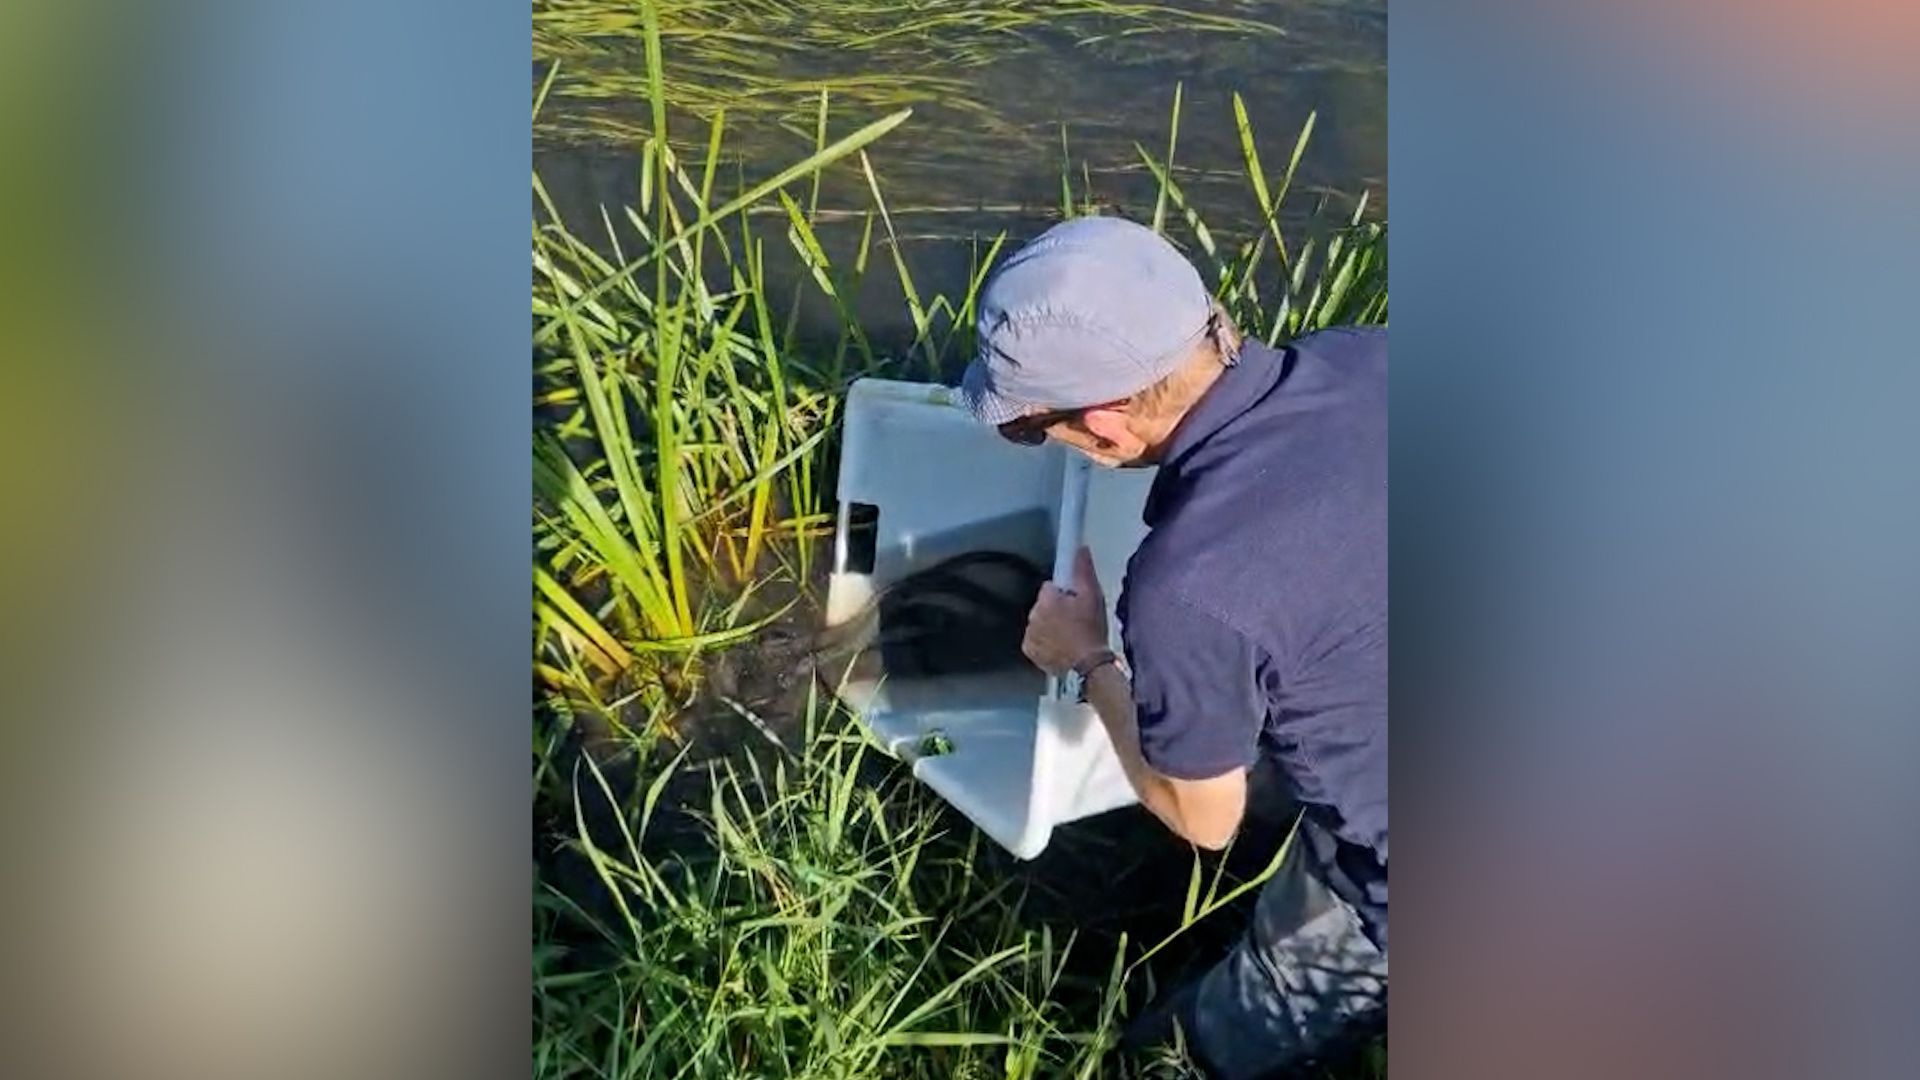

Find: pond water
<box><xmin>534</xmin><ymin>0</ymin><xmax>1385</xmax><ymax>350</ymax></box>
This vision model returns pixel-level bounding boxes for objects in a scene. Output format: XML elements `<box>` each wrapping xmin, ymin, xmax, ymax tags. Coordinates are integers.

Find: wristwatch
<box><xmin>1064</xmin><ymin>649</ymin><xmax>1122</xmax><ymax>703</ymax></box>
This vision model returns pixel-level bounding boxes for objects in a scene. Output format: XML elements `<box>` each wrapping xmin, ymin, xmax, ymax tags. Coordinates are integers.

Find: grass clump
<box><xmin>535</xmin><ymin>693</ymin><xmax>1343</xmax><ymax>1079</ymax></box>
<box><xmin>533</xmin><ymin>46</ymin><xmax>912</xmax><ymax>716</ymax></box>
<box><xmin>537</xmin><ymin>699</ymin><xmax>1121</xmax><ymax>1078</ymax></box>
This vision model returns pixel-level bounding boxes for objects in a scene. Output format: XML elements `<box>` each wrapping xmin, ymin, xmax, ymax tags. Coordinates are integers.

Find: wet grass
<box><xmin>533</xmin><ymin>4</ymin><xmax>1386</xmax><ymax>1072</ymax></box>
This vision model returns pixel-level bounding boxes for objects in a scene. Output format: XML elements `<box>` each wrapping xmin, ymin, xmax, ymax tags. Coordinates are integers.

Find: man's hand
<box><xmin>1022</xmin><ymin>547</ymin><xmax>1111</xmax><ymax>676</ymax></box>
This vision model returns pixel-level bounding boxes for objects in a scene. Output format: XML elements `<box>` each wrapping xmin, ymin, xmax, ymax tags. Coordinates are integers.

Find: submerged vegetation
<box><xmin>533</xmin><ymin>1</ymin><xmax>1386</xmax><ymax>1074</ymax></box>
<box><xmin>534</xmin><ymin>0</ymin><xmax>1287</xmax><ymax>141</ymax></box>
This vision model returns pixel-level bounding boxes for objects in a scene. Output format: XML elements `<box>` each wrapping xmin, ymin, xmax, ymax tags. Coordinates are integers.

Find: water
<box><xmin>534</xmin><ymin>0</ymin><xmax>1385</xmax><ymax>351</ymax></box>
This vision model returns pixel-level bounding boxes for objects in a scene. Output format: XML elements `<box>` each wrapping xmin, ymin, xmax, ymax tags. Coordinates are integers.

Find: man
<box><xmin>959</xmin><ymin>216</ymin><xmax>1387</xmax><ymax>1076</ymax></box>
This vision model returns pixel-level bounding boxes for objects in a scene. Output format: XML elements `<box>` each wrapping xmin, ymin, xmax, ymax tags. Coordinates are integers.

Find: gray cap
<box><xmin>960</xmin><ymin>216</ymin><xmax>1212</xmax><ymax>425</ymax></box>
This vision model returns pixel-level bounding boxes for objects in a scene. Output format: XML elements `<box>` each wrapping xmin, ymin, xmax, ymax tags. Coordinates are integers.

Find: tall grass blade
<box><xmin>1151</xmin><ymin>81</ymin><xmax>1183</xmax><ymax>235</ymax></box>
<box><xmin>859</xmin><ymin>151</ymin><xmax>937</xmax><ymax>375</ymax></box>
<box><xmin>535</xmin><ymin>565</ymin><xmax>632</xmax><ymax>673</ymax></box>
<box><xmin>533</xmin><ymin>59</ymin><xmax>562</xmax><ymax>124</ymax></box>
<box><xmin>1058</xmin><ymin>124</ymin><xmax>1074</xmax><ymax>219</ymax></box>
<box><xmin>1135</xmin><ymin>144</ymin><xmax>1218</xmax><ymax>269</ymax></box>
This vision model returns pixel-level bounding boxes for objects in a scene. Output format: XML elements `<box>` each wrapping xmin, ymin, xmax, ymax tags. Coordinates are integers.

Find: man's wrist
<box><xmin>1069</xmin><ymin>648</ymin><xmax>1123</xmax><ymax>701</ymax></box>
<box><xmin>1071</xmin><ymin>647</ymin><xmax>1118</xmax><ymax>676</ymax></box>
<box><xmin>1082</xmin><ymin>661</ymin><xmax>1141</xmax><ymax>764</ymax></box>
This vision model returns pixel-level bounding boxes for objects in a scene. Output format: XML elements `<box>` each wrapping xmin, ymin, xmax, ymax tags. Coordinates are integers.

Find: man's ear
<box><xmin>1077</xmin><ymin>404</ymin><xmax>1135</xmax><ymax>449</ymax></box>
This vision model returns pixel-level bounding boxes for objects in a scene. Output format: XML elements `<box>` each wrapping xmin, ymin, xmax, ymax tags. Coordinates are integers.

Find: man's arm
<box><xmin>1082</xmin><ymin>661</ymin><xmax>1247</xmax><ymax>849</ymax></box>
<box><xmin>1024</xmin><ymin>547</ymin><xmax>1249</xmax><ymax>849</ymax></box>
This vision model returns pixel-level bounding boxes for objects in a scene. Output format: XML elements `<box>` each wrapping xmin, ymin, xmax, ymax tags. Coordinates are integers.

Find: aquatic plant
<box><xmin>534</xmin><ymin>0</ymin><xmax>1286</xmax><ymax>142</ymax></box>
<box><xmin>1119</xmin><ymin>87</ymin><xmax>1389</xmax><ymax>343</ymax></box>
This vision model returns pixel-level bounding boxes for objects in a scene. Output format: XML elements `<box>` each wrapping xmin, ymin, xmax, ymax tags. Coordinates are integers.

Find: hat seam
<box><xmin>992</xmin><ymin>304</ymin><xmax>1209</xmax><ymax>369</ymax></box>
<box><xmin>988</xmin><ymin>305</ymin><xmax>1186</xmax><ymax>374</ymax></box>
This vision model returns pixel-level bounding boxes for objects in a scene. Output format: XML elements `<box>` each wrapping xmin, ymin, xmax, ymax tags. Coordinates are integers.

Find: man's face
<box><xmin>1046</xmin><ymin>415</ymin><xmax>1145</xmax><ymax>468</ymax></box>
<box><xmin>999</xmin><ymin>402</ymin><xmax>1153</xmax><ymax>468</ymax></box>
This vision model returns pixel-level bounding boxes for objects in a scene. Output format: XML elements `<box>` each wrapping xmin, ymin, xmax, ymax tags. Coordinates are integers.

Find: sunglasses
<box><xmin>995</xmin><ymin>399</ymin><xmax>1128</xmax><ymax>446</ymax></box>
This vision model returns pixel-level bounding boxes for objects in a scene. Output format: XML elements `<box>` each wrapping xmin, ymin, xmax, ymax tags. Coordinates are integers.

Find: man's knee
<box><xmin>1187</xmin><ymin>854</ymin><xmax>1386</xmax><ymax>1076</ymax></box>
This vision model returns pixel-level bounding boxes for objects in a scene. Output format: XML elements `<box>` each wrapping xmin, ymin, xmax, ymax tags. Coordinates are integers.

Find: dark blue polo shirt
<box><xmin>1117</xmin><ymin>327</ymin><xmax>1388</xmax><ymax>946</ymax></box>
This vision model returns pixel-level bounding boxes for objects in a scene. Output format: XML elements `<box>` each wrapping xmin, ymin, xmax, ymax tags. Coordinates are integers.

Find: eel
<box><xmin>808</xmin><ymin>550</ymin><xmax>1048</xmax><ymax>683</ymax></box>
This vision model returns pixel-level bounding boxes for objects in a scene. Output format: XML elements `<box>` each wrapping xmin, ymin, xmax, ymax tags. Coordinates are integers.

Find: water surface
<box><xmin>534</xmin><ymin>0</ymin><xmax>1386</xmax><ymax>350</ymax></box>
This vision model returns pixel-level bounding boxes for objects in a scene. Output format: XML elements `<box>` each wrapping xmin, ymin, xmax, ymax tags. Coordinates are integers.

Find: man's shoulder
<box><xmin>1282</xmin><ymin>326</ymin><xmax>1386</xmax><ymax>396</ymax></box>
<box><xmin>1289</xmin><ymin>324</ymin><xmax>1386</xmax><ymax>358</ymax></box>
<box><xmin>1273</xmin><ymin>326</ymin><xmax>1387</xmax><ymax>398</ymax></box>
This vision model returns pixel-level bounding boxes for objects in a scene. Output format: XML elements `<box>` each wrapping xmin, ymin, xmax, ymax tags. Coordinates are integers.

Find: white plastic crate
<box><xmin>825</xmin><ymin>377</ymin><xmax>1156</xmax><ymax>858</ymax></box>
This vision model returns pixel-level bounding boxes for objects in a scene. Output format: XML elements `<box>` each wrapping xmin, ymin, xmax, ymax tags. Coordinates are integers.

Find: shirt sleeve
<box><xmin>1120</xmin><ymin>590</ymin><xmax>1264</xmax><ymax>781</ymax></box>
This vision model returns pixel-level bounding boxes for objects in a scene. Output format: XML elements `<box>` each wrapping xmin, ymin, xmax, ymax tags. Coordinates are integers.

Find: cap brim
<box><xmin>959</xmin><ymin>359</ymin><xmax>1028</xmax><ymax>425</ymax></box>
